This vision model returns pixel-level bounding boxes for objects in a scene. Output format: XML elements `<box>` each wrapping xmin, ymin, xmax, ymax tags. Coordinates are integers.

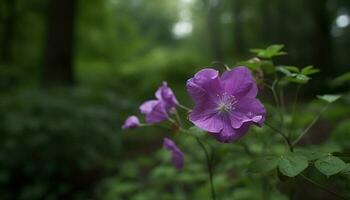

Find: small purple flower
<box><xmin>186</xmin><ymin>67</ymin><xmax>266</xmax><ymax>143</ymax></box>
<box><xmin>140</xmin><ymin>82</ymin><xmax>178</xmax><ymax>124</ymax></box>
<box><xmin>163</xmin><ymin>137</ymin><xmax>184</xmax><ymax>170</ymax></box>
<box><xmin>122</xmin><ymin>115</ymin><xmax>140</xmax><ymax>129</ymax></box>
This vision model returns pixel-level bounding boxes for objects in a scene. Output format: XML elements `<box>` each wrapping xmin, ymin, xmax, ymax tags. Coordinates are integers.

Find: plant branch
<box><xmin>265</xmin><ymin>122</ymin><xmax>293</xmax><ymax>152</ymax></box>
<box><xmin>196</xmin><ymin>137</ymin><xmax>216</xmax><ymax>200</ymax></box>
<box><xmin>289</xmin><ymin>85</ymin><xmax>301</xmax><ymax>137</ymax></box>
<box><xmin>292</xmin><ymin>104</ymin><xmax>329</xmax><ymax>146</ymax></box>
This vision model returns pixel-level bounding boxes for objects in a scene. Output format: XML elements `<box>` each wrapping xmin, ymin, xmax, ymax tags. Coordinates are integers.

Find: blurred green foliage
<box><xmin>0</xmin><ymin>89</ymin><xmax>124</xmax><ymax>199</ymax></box>
<box><xmin>0</xmin><ymin>0</ymin><xmax>350</xmax><ymax>199</ymax></box>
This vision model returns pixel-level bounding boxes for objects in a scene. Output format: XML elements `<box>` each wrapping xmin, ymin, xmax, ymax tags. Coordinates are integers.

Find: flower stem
<box><xmin>196</xmin><ymin>137</ymin><xmax>216</xmax><ymax>200</ymax></box>
<box><xmin>271</xmin><ymin>80</ymin><xmax>285</xmax><ymax>128</ymax></box>
<box><xmin>265</xmin><ymin>122</ymin><xmax>293</xmax><ymax>152</ymax></box>
<box><xmin>300</xmin><ymin>173</ymin><xmax>346</xmax><ymax>199</ymax></box>
<box><xmin>292</xmin><ymin>104</ymin><xmax>329</xmax><ymax>147</ymax></box>
<box><xmin>177</xmin><ymin>103</ymin><xmax>192</xmax><ymax>112</ymax></box>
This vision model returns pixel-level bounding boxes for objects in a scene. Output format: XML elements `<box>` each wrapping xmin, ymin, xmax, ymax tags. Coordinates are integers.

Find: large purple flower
<box><xmin>186</xmin><ymin>67</ymin><xmax>265</xmax><ymax>142</ymax></box>
<box><xmin>140</xmin><ymin>82</ymin><xmax>178</xmax><ymax>124</ymax></box>
<box><xmin>163</xmin><ymin>137</ymin><xmax>184</xmax><ymax>170</ymax></box>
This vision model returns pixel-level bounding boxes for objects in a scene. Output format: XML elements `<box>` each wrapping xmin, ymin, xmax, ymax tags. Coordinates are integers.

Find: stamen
<box><xmin>217</xmin><ymin>93</ymin><xmax>238</xmax><ymax>113</ymax></box>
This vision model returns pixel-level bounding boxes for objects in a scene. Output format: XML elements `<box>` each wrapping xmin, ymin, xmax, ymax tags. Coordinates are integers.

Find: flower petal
<box><xmin>213</xmin><ymin>118</ymin><xmax>251</xmax><ymax>143</ymax></box>
<box><xmin>186</xmin><ymin>68</ymin><xmax>222</xmax><ymax>104</ymax></box>
<box><xmin>221</xmin><ymin>66</ymin><xmax>257</xmax><ymax>98</ymax></box>
<box><xmin>231</xmin><ymin>98</ymin><xmax>266</xmax><ymax>127</ymax></box>
<box><xmin>163</xmin><ymin>138</ymin><xmax>184</xmax><ymax>170</ymax></box>
<box><xmin>139</xmin><ymin>100</ymin><xmax>168</xmax><ymax>124</ymax></box>
<box><xmin>122</xmin><ymin>115</ymin><xmax>140</xmax><ymax>129</ymax></box>
<box><xmin>155</xmin><ymin>81</ymin><xmax>178</xmax><ymax>110</ymax></box>
<box><xmin>189</xmin><ymin>105</ymin><xmax>223</xmax><ymax>133</ymax></box>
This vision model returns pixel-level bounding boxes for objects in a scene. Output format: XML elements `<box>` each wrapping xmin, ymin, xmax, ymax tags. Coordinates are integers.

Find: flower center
<box><xmin>217</xmin><ymin>93</ymin><xmax>237</xmax><ymax>113</ymax></box>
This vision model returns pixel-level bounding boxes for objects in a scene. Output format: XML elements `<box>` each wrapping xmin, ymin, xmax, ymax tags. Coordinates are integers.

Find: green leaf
<box><xmin>285</xmin><ymin>66</ymin><xmax>300</xmax><ymax>73</ymax></box>
<box><xmin>301</xmin><ymin>65</ymin><xmax>319</xmax><ymax>75</ymax></box>
<box><xmin>278</xmin><ymin>153</ymin><xmax>308</xmax><ymax>177</ymax></box>
<box><xmin>295</xmin><ymin>149</ymin><xmax>328</xmax><ymax>161</ymax></box>
<box><xmin>237</xmin><ymin>58</ymin><xmax>262</xmax><ymax>71</ymax></box>
<box><xmin>331</xmin><ymin>72</ymin><xmax>350</xmax><ymax>86</ymax></box>
<box><xmin>250</xmin><ymin>44</ymin><xmax>287</xmax><ymax>58</ymax></box>
<box><xmin>248</xmin><ymin>156</ymin><xmax>280</xmax><ymax>173</ymax></box>
<box><xmin>341</xmin><ymin>163</ymin><xmax>350</xmax><ymax>179</ymax></box>
<box><xmin>276</xmin><ymin>66</ymin><xmax>292</xmax><ymax>76</ymax></box>
<box><xmin>187</xmin><ymin>126</ymin><xmax>206</xmax><ymax>137</ymax></box>
<box><xmin>315</xmin><ymin>155</ymin><xmax>346</xmax><ymax>177</ymax></box>
<box><xmin>317</xmin><ymin>94</ymin><xmax>342</xmax><ymax>103</ymax></box>
<box><xmin>260</xmin><ymin>60</ymin><xmax>275</xmax><ymax>74</ymax></box>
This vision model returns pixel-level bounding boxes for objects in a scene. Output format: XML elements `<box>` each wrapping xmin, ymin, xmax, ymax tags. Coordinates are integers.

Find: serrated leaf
<box><xmin>248</xmin><ymin>156</ymin><xmax>280</xmax><ymax>173</ymax></box>
<box><xmin>315</xmin><ymin>155</ymin><xmax>346</xmax><ymax>177</ymax></box>
<box><xmin>317</xmin><ymin>94</ymin><xmax>341</xmax><ymax>103</ymax></box>
<box><xmin>278</xmin><ymin>153</ymin><xmax>308</xmax><ymax>177</ymax></box>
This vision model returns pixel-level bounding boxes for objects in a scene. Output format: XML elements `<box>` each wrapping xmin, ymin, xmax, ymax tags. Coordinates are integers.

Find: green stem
<box><xmin>289</xmin><ymin>85</ymin><xmax>301</xmax><ymax>138</ymax></box>
<box><xmin>265</xmin><ymin>122</ymin><xmax>293</xmax><ymax>152</ymax></box>
<box><xmin>292</xmin><ymin>104</ymin><xmax>329</xmax><ymax>146</ymax></box>
<box><xmin>300</xmin><ymin>173</ymin><xmax>346</xmax><ymax>199</ymax></box>
<box><xmin>196</xmin><ymin>137</ymin><xmax>216</xmax><ymax>200</ymax></box>
<box><xmin>177</xmin><ymin>103</ymin><xmax>192</xmax><ymax>112</ymax></box>
<box><xmin>173</xmin><ymin>109</ymin><xmax>184</xmax><ymax>128</ymax></box>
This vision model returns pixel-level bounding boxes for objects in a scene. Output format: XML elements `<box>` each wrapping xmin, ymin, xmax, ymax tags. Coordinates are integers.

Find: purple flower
<box><xmin>122</xmin><ymin>115</ymin><xmax>140</xmax><ymax>129</ymax></box>
<box><xmin>163</xmin><ymin>137</ymin><xmax>184</xmax><ymax>170</ymax></box>
<box><xmin>186</xmin><ymin>67</ymin><xmax>266</xmax><ymax>143</ymax></box>
<box><xmin>140</xmin><ymin>82</ymin><xmax>178</xmax><ymax>124</ymax></box>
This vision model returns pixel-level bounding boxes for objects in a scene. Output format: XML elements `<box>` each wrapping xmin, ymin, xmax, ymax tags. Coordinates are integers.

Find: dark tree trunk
<box><xmin>309</xmin><ymin>0</ymin><xmax>332</xmax><ymax>75</ymax></box>
<box><xmin>0</xmin><ymin>0</ymin><xmax>16</xmax><ymax>64</ymax></box>
<box><xmin>203</xmin><ymin>0</ymin><xmax>223</xmax><ymax>61</ymax></box>
<box><xmin>42</xmin><ymin>0</ymin><xmax>76</xmax><ymax>86</ymax></box>
<box><xmin>261</xmin><ymin>0</ymin><xmax>273</xmax><ymax>43</ymax></box>
<box><xmin>232</xmin><ymin>0</ymin><xmax>244</xmax><ymax>57</ymax></box>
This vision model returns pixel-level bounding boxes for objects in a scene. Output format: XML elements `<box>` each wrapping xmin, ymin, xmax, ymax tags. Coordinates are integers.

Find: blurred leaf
<box><xmin>317</xmin><ymin>94</ymin><xmax>341</xmax><ymax>103</ymax></box>
<box><xmin>250</xmin><ymin>44</ymin><xmax>287</xmax><ymax>58</ymax></box>
<box><xmin>261</xmin><ymin>60</ymin><xmax>275</xmax><ymax>74</ymax></box>
<box><xmin>331</xmin><ymin>72</ymin><xmax>350</xmax><ymax>87</ymax></box>
<box><xmin>278</xmin><ymin>153</ymin><xmax>308</xmax><ymax>177</ymax></box>
<box><xmin>248</xmin><ymin>156</ymin><xmax>280</xmax><ymax>173</ymax></box>
<box><xmin>285</xmin><ymin>66</ymin><xmax>300</xmax><ymax>73</ymax></box>
<box><xmin>187</xmin><ymin>126</ymin><xmax>206</xmax><ymax>137</ymax></box>
<box><xmin>315</xmin><ymin>155</ymin><xmax>346</xmax><ymax>177</ymax></box>
<box><xmin>237</xmin><ymin>58</ymin><xmax>261</xmax><ymax>71</ymax></box>
<box><xmin>301</xmin><ymin>65</ymin><xmax>319</xmax><ymax>75</ymax></box>
<box><xmin>341</xmin><ymin>163</ymin><xmax>350</xmax><ymax>179</ymax></box>
<box><xmin>276</xmin><ymin>66</ymin><xmax>292</xmax><ymax>76</ymax></box>
<box><xmin>295</xmin><ymin>149</ymin><xmax>328</xmax><ymax>161</ymax></box>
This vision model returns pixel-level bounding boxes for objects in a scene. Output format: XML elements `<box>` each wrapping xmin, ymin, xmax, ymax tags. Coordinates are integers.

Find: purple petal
<box><xmin>231</xmin><ymin>98</ymin><xmax>266</xmax><ymax>127</ymax></box>
<box><xmin>213</xmin><ymin>118</ymin><xmax>251</xmax><ymax>143</ymax></box>
<box><xmin>189</xmin><ymin>107</ymin><xmax>223</xmax><ymax>133</ymax></box>
<box><xmin>139</xmin><ymin>100</ymin><xmax>168</xmax><ymax>124</ymax></box>
<box><xmin>186</xmin><ymin>68</ymin><xmax>223</xmax><ymax>104</ymax></box>
<box><xmin>221</xmin><ymin>66</ymin><xmax>257</xmax><ymax>99</ymax></box>
<box><xmin>155</xmin><ymin>82</ymin><xmax>178</xmax><ymax>110</ymax></box>
<box><xmin>163</xmin><ymin>138</ymin><xmax>184</xmax><ymax>170</ymax></box>
<box><xmin>122</xmin><ymin>115</ymin><xmax>140</xmax><ymax>129</ymax></box>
